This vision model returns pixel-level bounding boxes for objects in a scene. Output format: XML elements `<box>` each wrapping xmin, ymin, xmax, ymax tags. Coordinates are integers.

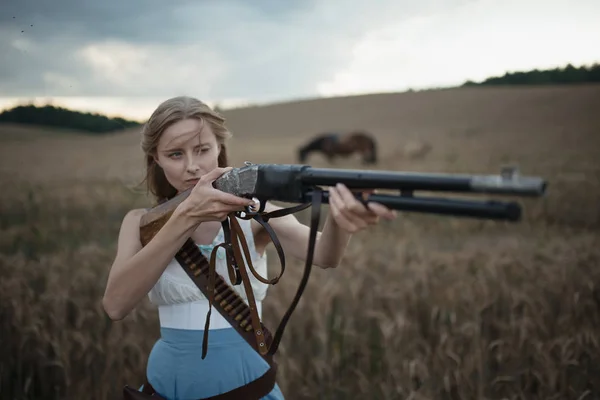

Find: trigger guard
<box><xmin>256</xmin><ymin>198</ymin><xmax>266</xmax><ymax>213</ymax></box>
<box><xmin>236</xmin><ymin>197</ymin><xmax>263</xmax><ymax>220</ymax></box>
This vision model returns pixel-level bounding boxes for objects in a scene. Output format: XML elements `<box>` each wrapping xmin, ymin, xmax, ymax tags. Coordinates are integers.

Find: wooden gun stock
<box><xmin>139</xmin><ymin>189</ymin><xmax>193</xmax><ymax>246</ymax></box>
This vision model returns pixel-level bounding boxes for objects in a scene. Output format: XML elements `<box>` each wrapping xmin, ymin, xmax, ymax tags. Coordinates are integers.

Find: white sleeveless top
<box><xmin>147</xmin><ymin>218</ymin><xmax>269</xmax><ymax>329</ymax></box>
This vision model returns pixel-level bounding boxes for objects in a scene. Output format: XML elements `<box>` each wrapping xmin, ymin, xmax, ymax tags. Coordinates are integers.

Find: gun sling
<box><xmin>124</xmin><ymin>189</ymin><xmax>323</xmax><ymax>400</ymax></box>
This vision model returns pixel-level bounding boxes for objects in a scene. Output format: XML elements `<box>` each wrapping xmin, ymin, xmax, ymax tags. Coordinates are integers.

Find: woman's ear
<box><xmin>152</xmin><ymin>153</ymin><xmax>161</xmax><ymax>168</ymax></box>
<box><xmin>217</xmin><ymin>143</ymin><xmax>228</xmax><ymax>168</ymax></box>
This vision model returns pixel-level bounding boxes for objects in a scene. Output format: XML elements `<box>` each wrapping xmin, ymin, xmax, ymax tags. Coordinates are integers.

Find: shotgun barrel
<box><xmin>210</xmin><ymin>163</ymin><xmax>547</xmax><ymax>222</ymax></box>
<box><xmin>302</xmin><ymin>190</ymin><xmax>523</xmax><ymax>221</ymax></box>
<box><xmin>300</xmin><ymin>165</ymin><xmax>546</xmax><ymax>196</ymax></box>
<box><xmin>214</xmin><ymin>164</ymin><xmax>547</xmax><ymax>199</ymax></box>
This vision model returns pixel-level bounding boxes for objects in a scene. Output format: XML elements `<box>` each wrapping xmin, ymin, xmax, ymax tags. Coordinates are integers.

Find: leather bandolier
<box><xmin>123</xmin><ymin>188</ymin><xmax>323</xmax><ymax>400</ymax></box>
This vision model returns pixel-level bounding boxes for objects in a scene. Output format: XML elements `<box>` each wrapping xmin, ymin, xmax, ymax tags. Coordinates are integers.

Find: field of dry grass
<box><xmin>1</xmin><ymin>85</ymin><xmax>599</xmax><ymax>399</ymax></box>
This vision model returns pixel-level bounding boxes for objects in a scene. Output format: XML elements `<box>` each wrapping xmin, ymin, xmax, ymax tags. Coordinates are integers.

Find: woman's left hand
<box><xmin>328</xmin><ymin>183</ymin><xmax>397</xmax><ymax>233</ymax></box>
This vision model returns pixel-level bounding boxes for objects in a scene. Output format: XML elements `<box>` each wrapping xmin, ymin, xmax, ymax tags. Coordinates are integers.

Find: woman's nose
<box><xmin>186</xmin><ymin>162</ymin><xmax>200</xmax><ymax>174</ymax></box>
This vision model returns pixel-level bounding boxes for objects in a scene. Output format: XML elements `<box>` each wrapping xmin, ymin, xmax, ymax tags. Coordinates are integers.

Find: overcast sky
<box><xmin>1</xmin><ymin>0</ymin><xmax>598</xmax><ymax>120</ymax></box>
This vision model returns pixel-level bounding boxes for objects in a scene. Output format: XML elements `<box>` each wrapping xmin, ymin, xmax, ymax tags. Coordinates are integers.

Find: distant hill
<box><xmin>1</xmin><ymin>63</ymin><xmax>598</xmax><ymax>134</ymax></box>
<box><xmin>462</xmin><ymin>63</ymin><xmax>600</xmax><ymax>86</ymax></box>
<box><xmin>0</xmin><ymin>104</ymin><xmax>142</xmax><ymax>134</ymax></box>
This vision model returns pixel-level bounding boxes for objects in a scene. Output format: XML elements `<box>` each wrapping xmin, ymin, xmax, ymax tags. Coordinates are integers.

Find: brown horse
<box><xmin>297</xmin><ymin>131</ymin><xmax>378</xmax><ymax>164</ymax></box>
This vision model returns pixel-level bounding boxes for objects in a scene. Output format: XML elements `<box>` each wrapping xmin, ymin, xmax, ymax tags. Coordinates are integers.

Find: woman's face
<box><xmin>154</xmin><ymin>118</ymin><xmax>221</xmax><ymax>193</ymax></box>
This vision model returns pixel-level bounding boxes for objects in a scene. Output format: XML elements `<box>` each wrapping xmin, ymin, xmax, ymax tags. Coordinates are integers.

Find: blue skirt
<box><xmin>142</xmin><ymin>327</ymin><xmax>285</xmax><ymax>400</ymax></box>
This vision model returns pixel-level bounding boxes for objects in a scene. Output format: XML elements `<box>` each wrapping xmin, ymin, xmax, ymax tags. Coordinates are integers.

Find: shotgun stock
<box><xmin>139</xmin><ymin>190</ymin><xmax>191</xmax><ymax>246</ymax></box>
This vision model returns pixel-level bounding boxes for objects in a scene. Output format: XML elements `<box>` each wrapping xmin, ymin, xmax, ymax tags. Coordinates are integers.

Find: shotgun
<box><xmin>212</xmin><ymin>163</ymin><xmax>545</xmax><ymax>220</ymax></box>
<box><xmin>140</xmin><ymin>163</ymin><xmax>547</xmax><ymax>243</ymax></box>
<box><xmin>137</xmin><ymin>163</ymin><xmax>547</xmax><ymax>370</ymax></box>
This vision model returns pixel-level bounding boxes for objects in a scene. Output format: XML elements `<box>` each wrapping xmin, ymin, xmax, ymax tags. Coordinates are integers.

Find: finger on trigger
<box><xmin>219</xmin><ymin>191</ymin><xmax>254</xmax><ymax>206</ymax></box>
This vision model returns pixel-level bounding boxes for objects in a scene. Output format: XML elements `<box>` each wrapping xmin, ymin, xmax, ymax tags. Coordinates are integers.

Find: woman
<box><xmin>102</xmin><ymin>96</ymin><xmax>396</xmax><ymax>399</ymax></box>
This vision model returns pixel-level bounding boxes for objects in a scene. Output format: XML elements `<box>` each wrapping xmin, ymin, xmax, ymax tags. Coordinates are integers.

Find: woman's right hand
<box><xmin>177</xmin><ymin>167</ymin><xmax>255</xmax><ymax>222</ymax></box>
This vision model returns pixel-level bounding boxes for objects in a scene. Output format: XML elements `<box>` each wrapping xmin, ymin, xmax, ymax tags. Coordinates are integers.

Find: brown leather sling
<box><xmin>124</xmin><ymin>188</ymin><xmax>323</xmax><ymax>400</ymax></box>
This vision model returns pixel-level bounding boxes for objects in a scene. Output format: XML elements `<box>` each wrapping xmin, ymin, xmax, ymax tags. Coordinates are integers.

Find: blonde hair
<box><xmin>140</xmin><ymin>96</ymin><xmax>231</xmax><ymax>204</ymax></box>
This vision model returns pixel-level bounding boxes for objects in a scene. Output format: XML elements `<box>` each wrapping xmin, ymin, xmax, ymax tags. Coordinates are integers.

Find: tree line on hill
<box><xmin>0</xmin><ymin>104</ymin><xmax>142</xmax><ymax>134</ymax></box>
<box><xmin>462</xmin><ymin>63</ymin><xmax>600</xmax><ymax>86</ymax></box>
<box><xmin>0</xmin><ymin>63</ymin><xmax>598</xmax><ymax>134</ymax></box>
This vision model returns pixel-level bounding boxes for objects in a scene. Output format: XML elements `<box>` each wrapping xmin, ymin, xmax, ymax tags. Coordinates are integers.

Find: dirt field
<box><xmin>1</xmin><ymin>85</ymin><xmax>599</xmax><ymax>399</ymax></box>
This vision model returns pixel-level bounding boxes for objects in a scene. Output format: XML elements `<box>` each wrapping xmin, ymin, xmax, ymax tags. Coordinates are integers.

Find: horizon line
<box><xmin>2</xmin><ymin>60</ymin><xmax>599</xmax><ymax>123</ymax></box>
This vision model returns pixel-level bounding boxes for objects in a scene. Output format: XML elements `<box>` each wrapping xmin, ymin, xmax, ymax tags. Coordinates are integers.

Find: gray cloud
<box><xmin>1</xmin><ymin>0</ymin><xmax>312</xmax><ymax>42</ymax></box>
<box><xmin>0</xmin><ymin>0</ymin><xmax>463</xmax><ymax>101</ymax></box>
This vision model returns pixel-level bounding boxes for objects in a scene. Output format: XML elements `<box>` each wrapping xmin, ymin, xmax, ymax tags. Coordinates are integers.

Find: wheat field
<box><xmin>1</xmin><ymin>85</ymin><xmax>600</xmax><ymax>400</ymax></box>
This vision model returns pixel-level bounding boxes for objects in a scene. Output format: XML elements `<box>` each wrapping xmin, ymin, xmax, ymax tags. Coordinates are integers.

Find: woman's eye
<box><xmin>169</xmin><ymin>151</ymin><xmax>182</xmax><ymax>158</ymax></box>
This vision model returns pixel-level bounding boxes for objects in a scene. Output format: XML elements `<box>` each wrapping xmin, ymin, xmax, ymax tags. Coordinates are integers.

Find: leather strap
<box><xmin>138</xmin><ymin>190</ymin><xmax>324</xmax><ymax>400</ymax></box>
<box><xmin>200</xmin><ymin>364</ymin><xmax>277</xmax><ymax>400</ymax></box>
<box><xmin>269</xmin><ymin>190</ymin><xmax>322</xmax><ymax>355</ymax></box>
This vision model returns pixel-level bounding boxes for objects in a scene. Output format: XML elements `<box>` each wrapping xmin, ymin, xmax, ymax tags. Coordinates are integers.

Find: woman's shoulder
<box><xmin>118</xmin><ymin>208</ymin><xmax>147</xmax><ymax>231</ymax></box>
<box><xmin>123</xmin><ymin>208</ymin><xmax>147</xmax><ymax>221</ymax></box>
<box><xmin>111</xmin><ymin>208</ymin><xmax>147</xmax><ymax>255</ymax></box>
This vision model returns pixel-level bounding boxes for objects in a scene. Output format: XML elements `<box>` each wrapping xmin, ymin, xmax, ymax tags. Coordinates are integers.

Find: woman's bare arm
<box><xmin>252</xmin><ymin>201</ymin><xmax>350</xmax><ymax>269</ymax></box>
<box><xmin>252</xmin><ymin>184</ymin><xmax>396</xmax><ymax>269</ymax></box>
<box><xmin>102</xmin><ymin>167</ymin><xmax>254</xmax><ymax>321</ymax></box>
<box><xmin>102</xmin><ymin>206</ymin><xmax>200</xmax><ymax>320</ymax></box>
